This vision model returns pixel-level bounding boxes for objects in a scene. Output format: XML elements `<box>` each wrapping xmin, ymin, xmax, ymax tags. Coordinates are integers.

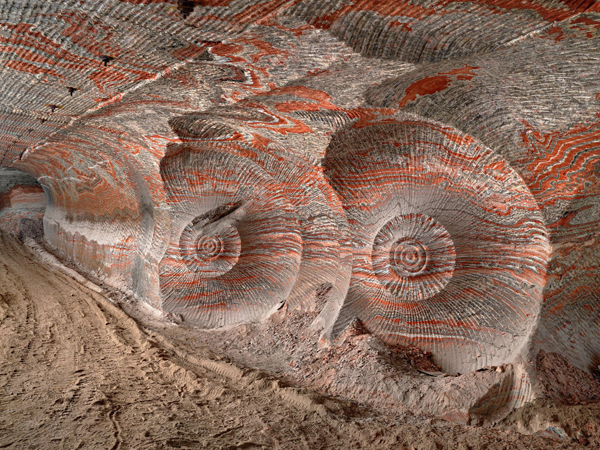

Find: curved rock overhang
<box><xmin>0</xmin><ymin>0</ymin><xmax>598</xmax><ymax>404</ymax></box>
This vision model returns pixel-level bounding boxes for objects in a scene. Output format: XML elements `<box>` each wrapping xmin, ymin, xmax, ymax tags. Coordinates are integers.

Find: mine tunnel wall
<box><xmin>0</xmin><ymin>0</ymin><xmax>598</xmax><ymax>410</ymax></box>
<box><xmin>4</xmin><ymin>58</ymin><xmax>266</xmax><ymax>308</ymax></box>
<box><xmin>24</xmin><ymin>131</ymin><xmax>166</xmax><ymax>308</ymax></box>
<box><xmin>0</xmin><ymin>168</ymin><xmax>46</xmax><ymax>240</ymax></box>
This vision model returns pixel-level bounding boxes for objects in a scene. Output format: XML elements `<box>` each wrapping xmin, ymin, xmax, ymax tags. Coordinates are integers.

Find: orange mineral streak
<box><xmin>230</xmin><ymin>101</ymin><xmax>313</xmax><ymax>135</ymax></box>
<box><xmin>211</xmin><ymin>43</ymin><xmax>248</xmax><ymax>64</ymax></box>
<box><xmin>350</xmin><ymin>108</ymin><xmax>399</xmax><ymax>128</ymax></box>
<box><xmin>241</xmin><ymin>37</ymin><xmax>289</xmax><ymax>64</ymax></box>
<box><xmin>88</xmin><ymin>66</ymin><xmax>155</xmax><ymax>93</ymax></box>
<box><xmin>543</xmin><ymin>25</ymin><xmax>567</xmax><ymax>43</ymax></box>
<box><xmin>304</xmin><ymin>0</ymin><xmax>591</xmax><ymax>34</ymax></box>
<box><xmin>572</xmin><ymin>16</ymin><xmax>600</xmax><ymax>27</ymax></box>
<box><xmin>262</xmin><ymin>86</ymin><xmax>341</xmax><ymax>112</ymax></box>
<box><xmin>439</xmin><ymin>0</ymin><xmax>595</xmax><ymax>21</ymax></box>
<box><xmin>231</xmin><ymin>0</ymin><xmax>293</xmax><ymax>25</ymax></box>
<box><xmin>0</xmin><ymin>186</ymin><xmax>45</xmax><ymax>209</ymax></box>
<box><xmin>306</xmin><ymin>0</ymin><xmax>447</xmax><ymax>27</ymax></box>
<box><xmin>398</xmin><ymin>66</ymin><xmax>480</xmax><ymax>108</ymax></box>
<box><xmin>521</xmin><ymin>119</ymin><xmax>600</xmax><ymax>212</ymax></box>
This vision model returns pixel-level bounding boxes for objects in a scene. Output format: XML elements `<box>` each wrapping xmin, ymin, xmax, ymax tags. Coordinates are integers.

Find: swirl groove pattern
<box><xmin>180</xmin><ymin>219</ymin><xmax>241</xmax><ymax>277</ymax></box>
<box><xmin>325</xmin><ymin>121</ymin><xmax>550</xmax><ymax>372</ymax></box>
<box><xmin>0</xmin><ymin>0</ymin><xmax>598</xmax><ymax>407</ymax></box>
<box><xmin>159</xmin><ymin>144</ymin><xmax>303</xmax><ymax>328</ymax></box>
<box><xmin>164</xmin><ymin>109</ymin><xmax>354</xmax><ymax>330</ymax></box>
<box><xmin>372</xmin><ymin>214</ymin><xmax>455</xmax><ymax>301</ymax></box>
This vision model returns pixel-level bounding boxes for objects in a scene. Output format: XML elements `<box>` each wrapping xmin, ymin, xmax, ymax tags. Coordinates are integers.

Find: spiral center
<box><xmin>391</xmin><ymin>239</ymin><xmax>427</xmax><ymax>275</ymax></box>
<box><xmin>197</xmin><ymin>235</ymin><xmax>224</xmax><ymax>261</ymax></box>
<box><xmin>372</xmin><ymin>214</ymin><xmax>456</xmax><ymax>301</ymax></box>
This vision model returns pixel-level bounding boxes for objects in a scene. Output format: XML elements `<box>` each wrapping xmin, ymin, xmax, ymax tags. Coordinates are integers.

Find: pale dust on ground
<box><xmin>0</xmin><ymin>232</ymin><xmax>589</xmax><ymax>449</ymax></box>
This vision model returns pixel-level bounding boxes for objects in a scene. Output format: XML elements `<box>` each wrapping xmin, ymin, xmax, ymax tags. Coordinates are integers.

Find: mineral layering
<box><xmin>0</xmin><ymin>0</ymin><xmax>599</xmax><ymax>419</ymax></box>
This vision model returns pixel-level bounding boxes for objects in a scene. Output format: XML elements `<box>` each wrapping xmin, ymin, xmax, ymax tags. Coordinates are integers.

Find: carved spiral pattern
<box><xmin>164</xmin><ymin>110</ymin><xmax>354</xmax><ymax>331</ymax></box>
<box><xmin>159</xmin><ymin>145</ymin><xmax>303</xmax><ymax>328</ymax></box>
<box><xmin>179</xmin><ymin>219</ymin><xmax>241</xmax><ymax>277</ymax></box>
<box><xmin>325</xmin><ymin>121</ymin><xmax>550</xmax><ymax>373</ymax></box>
<box><xmin>372</xmin><ymin>214</ymin><xmax>455</xmax><ymax>301</ymax></box>
<box><xmin>196</xmin><ymin>235</ymin><xmax>223</xmax><ymax>261</ymax></box>
<box><xmin>4</xmin><ymin>0</ymin><xmax>597</xmax><ymax>388</ymax></box>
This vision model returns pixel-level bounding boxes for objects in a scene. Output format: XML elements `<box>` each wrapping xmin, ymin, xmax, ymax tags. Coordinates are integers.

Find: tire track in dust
<box><xmin>0</xmin><ymin>233</ymin><xmax>363</xmax><ymax>450</ymax></box>
<box><xmin>0</xmin><ymin>232</ymin><xmax>579</xmax><ymax>450</ymax></box>
<box><xmin>108</xmin><ymin>407</ymin><xmax>123</xmax><ymax>450</ymax></box>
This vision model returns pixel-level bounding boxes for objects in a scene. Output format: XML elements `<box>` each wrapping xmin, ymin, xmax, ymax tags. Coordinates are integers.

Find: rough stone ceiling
<box><xmin>0</xmin><ymin>0</ymin><xmax>598</xmax><ymax>163</ymax></box>
<box><xmin>0</xmin><ymin>0</ymin><xmax>599</xmax><ymax>410</ymax></box>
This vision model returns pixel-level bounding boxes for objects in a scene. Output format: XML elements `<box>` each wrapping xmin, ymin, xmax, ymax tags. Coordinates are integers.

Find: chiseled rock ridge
<box><xmin>0</xmin><ymin>0</ymin><xmax>598</xmax><ymax>416</ymax></box>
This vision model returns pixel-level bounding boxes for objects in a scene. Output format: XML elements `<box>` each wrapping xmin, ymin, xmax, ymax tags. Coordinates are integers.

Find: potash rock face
<box><xmin>1</xmin><ymin>0</ymin><xmax>599</xmax><ymax>414</ymax></box>
<box><xmin>0</xmin><ymin>167</ymin><xmax>45</xmax><ymax>239</ymax></box>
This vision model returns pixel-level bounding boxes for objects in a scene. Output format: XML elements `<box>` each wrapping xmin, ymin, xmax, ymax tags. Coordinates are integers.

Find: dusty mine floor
<box><xmin>0</xmin><ymin>232</ymin><xmax>598</xmax><ymax>449</ymax></box>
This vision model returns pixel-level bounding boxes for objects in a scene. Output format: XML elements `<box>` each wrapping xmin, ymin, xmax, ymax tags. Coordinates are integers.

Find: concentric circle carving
<box><xmin>159</xmin><ymin>145</ymin><xmax>303</xmax><ymax>328</ymax></box>
<box><xmin>179</xmin><ymin>220</ymin><xmax>241</xmax><ymax>277</ymax></box>
<box><xmin>391</xmin><ymin>239</ymin><xmax>427</xmax><ymax>275</ymax></box>
<box><xmin>372</xmin><ymin>214</ymin><xmax>455</xmax><ymax>300</ymax></box>
<box><xmin>325</xmin><ymin>121</ymin><xmax>550</xmax><ymax>373</ymax></box>
<box><xmin>197</xmin><ymin>235</ymin><xmax>222</xmax><ymax>260</ymax></box>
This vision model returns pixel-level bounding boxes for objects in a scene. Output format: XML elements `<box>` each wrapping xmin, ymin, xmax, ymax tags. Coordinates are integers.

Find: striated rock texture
<box><xmin>1</xmin><ymin>0</ymin><xmax>599</xmax><ymax>410</ymax></box>
<box><xmin>0</xmin><ymin>167</ymin><xmax>45</xmax><ymax>238</ymax></box>
<box><xmin>323</xmin><ymin>120</ymin><xmax>549</xmax><ymax>373</ymax></box>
